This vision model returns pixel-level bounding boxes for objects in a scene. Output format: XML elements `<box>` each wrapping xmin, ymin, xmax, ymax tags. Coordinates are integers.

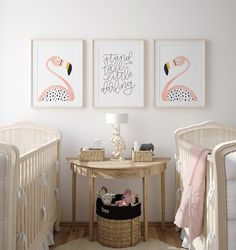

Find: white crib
<box><xmin>0</xmin><ymin>122</ymin><xmax>61</xmax><ymax>250</ymax></box>
<box><xmin>174</xmin><ymin>121</ymin><xmax>236</xmax><ymax>250</ymax></box>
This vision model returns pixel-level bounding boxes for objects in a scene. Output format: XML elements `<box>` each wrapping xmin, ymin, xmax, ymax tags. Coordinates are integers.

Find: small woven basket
<box><xmin>132</xmin><ymin>150</ymin><xmax>153</xmax><ymax>162</ymax></box>
<box><xmin>79</xmin><ymin>148</ymin><xmax>104</xmax><ymax>161</ymax></box>
<box><xmin>97</xmin><ymin>215</ymin><xmax>141</xmax><ymax>248</ymax></box>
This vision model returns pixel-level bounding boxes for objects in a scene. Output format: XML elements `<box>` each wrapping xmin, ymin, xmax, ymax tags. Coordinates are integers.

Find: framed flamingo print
<box><xmin>31</xmin><ymin>39</ymin><xmax>83</xmax><ymax>107</ymax></box>
<box><xmin>155</xmin><ymin>40</ymin><xmax>205</xmax><ymax>107</ymax></box>
<box><xmin>93</xmin><ymin>39</ymin><xmax>144</xmax><ymax>107</ymax></box>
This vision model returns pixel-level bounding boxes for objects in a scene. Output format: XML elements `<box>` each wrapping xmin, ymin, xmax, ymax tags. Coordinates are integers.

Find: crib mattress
<box><xmin>225</xmin><ymin>151</ymin><xmax>236</xmax><ymax>250</ymax></box>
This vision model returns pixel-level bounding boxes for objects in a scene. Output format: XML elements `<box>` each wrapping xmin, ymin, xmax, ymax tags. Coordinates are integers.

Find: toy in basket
<box><xmin>79</xmin><ymin>148</ymin><xmax>105</xmax><ymax>161</ymax></box>
<box><xmin>96</xmin><ymin>187</ymin><xmax>141</xmax><ymax>248</ymax></box>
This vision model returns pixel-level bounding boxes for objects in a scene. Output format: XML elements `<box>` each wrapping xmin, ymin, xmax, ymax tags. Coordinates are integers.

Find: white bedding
<box><xmin>225</xmin><ymin>151</ymin><xmax>236</xmax><ymax>250</ymax></box>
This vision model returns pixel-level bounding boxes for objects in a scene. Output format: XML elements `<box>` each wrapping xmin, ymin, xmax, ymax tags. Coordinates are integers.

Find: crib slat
<box><xmin>36</xmin><ymin>153</ymin><xmax>39</xmax><ymax>240</ymax></box>
<box><xmin>29</xmin><ymin>157</ymin><xmax>32</xmax><ymax>246</ymax></box>
<box><xmin>27</xmin><ymin>159</ymin><xmax>30</xmax><ymax>248</ymax></box>
<box><xmin>32</xmin><ymin>156</ymin><xmax>35</xmax><ymax>242</ymax></box>
<box><xmin>24</xmin><ymin>160</ymin><xmax>27</xmax><ymax>249</ymax></box>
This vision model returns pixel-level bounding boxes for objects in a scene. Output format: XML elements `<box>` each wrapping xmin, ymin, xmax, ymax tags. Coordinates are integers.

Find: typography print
<box><xmin>94</xmin><ymin>40</ymin><xmax>144</xmax><ymax>107</ymax></box>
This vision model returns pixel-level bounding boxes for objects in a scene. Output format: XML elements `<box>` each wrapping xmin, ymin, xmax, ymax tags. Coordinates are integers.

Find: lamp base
<box><xmin>110</xmin><ymin>156</ymin><xmax>125</xmax><ymax>161</ymax></box>
<box><xmin>110</xmin><ymin>125</ymin><xmax>126</xmax><ymax>161</ymax></box>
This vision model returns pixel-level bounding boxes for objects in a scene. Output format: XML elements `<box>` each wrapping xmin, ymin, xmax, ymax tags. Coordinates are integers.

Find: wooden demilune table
<box><xmin>67</xmin><ymin>158</ymin><xmax>170</xmax><ymax>242</ymax></box>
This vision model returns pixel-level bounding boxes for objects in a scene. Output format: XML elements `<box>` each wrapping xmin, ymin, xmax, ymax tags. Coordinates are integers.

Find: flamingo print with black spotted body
<box><xmin>38</xmin><ymin>56</ymin><xmax>75</xmax><ymax>102</ymax></box>
<box><xmin>162</xmin><ymin>56</ymin><xmax>198</xmax><ymax>102</ymax></box>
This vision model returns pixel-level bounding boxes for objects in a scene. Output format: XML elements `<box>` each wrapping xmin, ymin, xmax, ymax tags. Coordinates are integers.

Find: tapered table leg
<box><xmin>72</xmin><ymin>164</ymin><xmax>76</xmax><ymax>231</ymax></box>
<box><xmin>143</xmin><ymin>176</ymin><xmax>148</xmax><ymax>241</ymax></box>
<box><xmin>161</xmin><ymin>169</ymin><xmax>165</xmax><ymax>229</ymax></box>
<box><xmin>89</xmin><ymin>171</ymin><xmax>95</xmax><ymax>241</ymax></box>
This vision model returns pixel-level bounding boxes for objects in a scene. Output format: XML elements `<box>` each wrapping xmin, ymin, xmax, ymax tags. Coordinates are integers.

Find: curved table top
<box><xmin>67</xmin><ymin>157</ymin><xmax>170</xmax><ymax>179</ymax></box>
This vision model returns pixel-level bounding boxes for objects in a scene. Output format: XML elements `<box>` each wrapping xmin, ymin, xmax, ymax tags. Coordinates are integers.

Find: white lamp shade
<box><xmin>106</xmin><ymin>113</ymin><xmax>128</xmax><ymax>124</ymax></box>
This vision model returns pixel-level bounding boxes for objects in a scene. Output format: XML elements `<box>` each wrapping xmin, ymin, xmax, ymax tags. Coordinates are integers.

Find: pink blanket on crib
<box><xmin>174</xmin><ymin>143</ymin><xmax>210</xmax><ymax>241</ymax></box>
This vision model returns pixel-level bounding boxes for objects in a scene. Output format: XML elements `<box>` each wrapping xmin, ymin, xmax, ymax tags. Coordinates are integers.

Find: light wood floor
<box><xmin>50</xmin><ymin>223</ymin><xmax>184</xmax><ymax>249</ymax></box>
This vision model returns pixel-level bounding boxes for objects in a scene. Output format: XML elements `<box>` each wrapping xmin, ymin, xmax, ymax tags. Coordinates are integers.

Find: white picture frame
<box><xmin>155</xmin><ymin>39</ymin><xmax>205</xmax><ymax>107</ymax></box>
<box><xmin>93</xmin><ymin>39</ymin><xmax>144</xmax><ymax>107</ymax></box>
<box><xmin>31</xmin><ymin>39</ymin><xmax>83</xmax><ymax>107</ymax></box>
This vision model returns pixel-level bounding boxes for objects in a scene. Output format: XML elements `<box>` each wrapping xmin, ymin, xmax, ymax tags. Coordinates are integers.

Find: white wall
<box><xmin>1</xmin><ymin>0</ymin><xmax>236</xmax><ymax>222</ymax></box>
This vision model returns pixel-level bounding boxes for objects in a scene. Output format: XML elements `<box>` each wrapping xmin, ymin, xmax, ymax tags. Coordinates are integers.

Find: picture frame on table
<box><xmin>155</xmin><ymin>39</ymin><xmax>205</xmax><ymax>107</ymax></box>
<box><xmin>31</xmin><ymin>39</ymin><xmax>83</xmax><ymax>107</ymax></box>
<box><xmin>93</xmin><ymin>39</ymin><xmax>144</xmax><ymax>107</ymax></box>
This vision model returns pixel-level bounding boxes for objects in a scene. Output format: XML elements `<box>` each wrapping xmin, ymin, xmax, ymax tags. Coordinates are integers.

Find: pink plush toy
<box><xmin>115</xmin><ymin>188</ymin><xmax>133</xmax><ymax>207</ymax></box>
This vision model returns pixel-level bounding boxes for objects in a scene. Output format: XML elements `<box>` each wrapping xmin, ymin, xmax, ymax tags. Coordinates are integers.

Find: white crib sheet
<box><xmin>225</xmin><ymin>151</ymin><xmax>236</xmax><ymax>250</ymax></box>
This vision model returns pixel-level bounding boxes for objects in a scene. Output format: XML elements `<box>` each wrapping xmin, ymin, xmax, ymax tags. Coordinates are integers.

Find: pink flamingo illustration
<box><xmin>162</xmin><ymin>56</ymin><xmax>198</xmax><ymax>102</ymax></box>
<box><xmin>38</xmin><ymin>56</ymin><xmax>75</xmax><ymax>102</ymax></box>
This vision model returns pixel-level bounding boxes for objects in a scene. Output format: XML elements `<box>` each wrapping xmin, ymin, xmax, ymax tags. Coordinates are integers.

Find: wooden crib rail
<box><xmin>0</xmin><ymin>122</ymin><xmax>61</xmax><ymax>155</ymax></box>
<box><xmin>174</xmin><ymin>121</ymin><xmax>236</xmax><ymax>160</ymax></box>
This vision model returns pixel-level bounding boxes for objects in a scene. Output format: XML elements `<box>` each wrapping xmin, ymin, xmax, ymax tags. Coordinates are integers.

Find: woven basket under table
<box><xmin>97</xmin><ymin>215</ymin><xmax>141</xmax><ymax>248</ymax></box>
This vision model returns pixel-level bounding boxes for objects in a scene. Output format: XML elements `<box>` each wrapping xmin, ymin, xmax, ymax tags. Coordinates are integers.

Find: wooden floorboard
<box><xmin>52</xmin><ymin>226</ymin><xmax>71</xmax><ymax>247</ymax></box>
<box><xmin>51</xmin><ymin>224</ymin><xmax>184</xmax><ymax>249</ymax></box>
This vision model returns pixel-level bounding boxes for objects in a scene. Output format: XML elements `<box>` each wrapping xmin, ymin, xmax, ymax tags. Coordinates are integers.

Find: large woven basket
<box><xmin>97</xmin><ymin>215</ymin><xmax>141</xmax><ymax>248</ymax></box>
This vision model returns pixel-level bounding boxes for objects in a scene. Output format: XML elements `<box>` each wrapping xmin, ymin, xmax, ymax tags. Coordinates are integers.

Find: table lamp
<box><xmin>106</xmin><ymin>113</ymin><xmax>128</xmax><ymax>160</ymax></box>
